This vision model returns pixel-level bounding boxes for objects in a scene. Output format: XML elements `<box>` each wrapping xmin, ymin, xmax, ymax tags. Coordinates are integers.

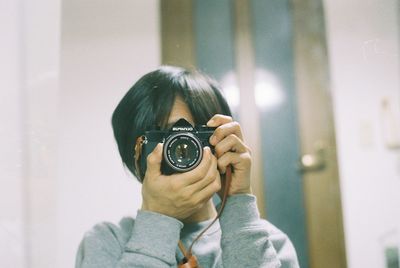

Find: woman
<box><xmin>75</xmin><ymin>66</ymin><xmax>299</xmax><ymax>268</ymax></box>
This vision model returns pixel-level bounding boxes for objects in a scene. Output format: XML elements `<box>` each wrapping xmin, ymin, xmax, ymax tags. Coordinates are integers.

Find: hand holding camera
<box><xmin>141</xmin><ymin>143</ymin><xmax>221</xmax><ymax>221</ymax></box>
<box><xmin>207</xmin><ymin>114</ymin><xmax>252</xmax><ymax>197</ymax></box>
<box><xmin>140</xmin><ymin>115</ymin><xmax>252</xmax><ymax>220</ymax></box>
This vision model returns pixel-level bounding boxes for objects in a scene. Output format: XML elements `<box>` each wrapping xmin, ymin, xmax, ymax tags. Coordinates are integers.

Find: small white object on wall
<box><xmin>381</xmin><ymin>97</ymin><xmax>400</xmax><ymax>150</ymax></box>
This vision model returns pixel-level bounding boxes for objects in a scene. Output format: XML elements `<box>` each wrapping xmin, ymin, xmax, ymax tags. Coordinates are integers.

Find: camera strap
<box><xmin>177</xmin><ymin>166</ymin><xmax>232</xmax><ymax>268</ymax></box>
<box><xmin>134</xmin><ymin>136</ymin><xmax>232</xmax><ymax>268</ymax></box>
<box><xmin>134</xmin><ymin>135</ymin><xmax>146</xmax><ymax>181</ymax></box>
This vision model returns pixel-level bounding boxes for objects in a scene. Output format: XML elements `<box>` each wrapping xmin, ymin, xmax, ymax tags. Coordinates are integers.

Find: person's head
<box><xmin>111</xmin><ymin>65</ymin><xmax>232</xmax><ymax>180</ymax></box>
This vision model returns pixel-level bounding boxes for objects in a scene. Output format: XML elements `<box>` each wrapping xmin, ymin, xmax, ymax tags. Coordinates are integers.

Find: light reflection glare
<box><xmin>220</xmin><ymin>72</ymin><xmax>240</xmax><ymax>110</ymax></box>
<box><xmin>254</xmin><ymin>69</ymin><xmax>285</xmax><ymax>110</ymax></box>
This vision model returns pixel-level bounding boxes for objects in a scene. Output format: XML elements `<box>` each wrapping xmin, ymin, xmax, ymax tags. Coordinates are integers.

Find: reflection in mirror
<box><xmin>2</xmin><ymin>0</ymin><xmax>400</xmax><ymax>267</ymax></box>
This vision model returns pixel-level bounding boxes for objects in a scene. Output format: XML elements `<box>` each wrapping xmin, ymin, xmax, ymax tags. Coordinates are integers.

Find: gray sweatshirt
<box><xmin>75</xmin><ymin>194</ymin><xmax>299</xmax><ymax>268</ymax></box>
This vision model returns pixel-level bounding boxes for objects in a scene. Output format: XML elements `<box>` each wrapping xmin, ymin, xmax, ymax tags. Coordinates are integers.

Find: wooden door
<box><xmin>292</xmin><ymin>0</ymin><xmax>347</xmax><ymax>267</ymax></box>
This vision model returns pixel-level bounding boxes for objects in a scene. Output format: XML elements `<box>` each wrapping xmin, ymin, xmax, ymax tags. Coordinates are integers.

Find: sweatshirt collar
<box><xmin>180</xmin><ymin>218</ymin><xmax>221</xmax><ymax>238</ymax></box>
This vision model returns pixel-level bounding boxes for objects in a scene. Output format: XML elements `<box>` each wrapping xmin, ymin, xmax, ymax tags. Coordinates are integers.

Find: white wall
<box><xmin>0</xmin><ymin>0</ymin><xmax>26</xmax><ymax>267</ymax></box>
<box><xmin>58</xmin><ymin>1</ymin><xmax>160</xmax><ymax>267</ymax></box>
<box><xmin>325</xmin><ymin>0</ymin><xmax>400</xmax><ymax>267</ymax></box>
<box><xmin>1</xmin><ymin>0</ymin><xmax>61</xmax><ymax>267</ymax></box>
<box><xmin>0</xmin><ymin>1</ymin><xmax>160</xmax><ymax>267</ymax></box>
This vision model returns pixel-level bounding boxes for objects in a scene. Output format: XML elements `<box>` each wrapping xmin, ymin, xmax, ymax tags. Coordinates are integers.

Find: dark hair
<box><xmin>111</xmin><ymin>66</ymin><xmax>232</xmax><ymax>180</ymax></box>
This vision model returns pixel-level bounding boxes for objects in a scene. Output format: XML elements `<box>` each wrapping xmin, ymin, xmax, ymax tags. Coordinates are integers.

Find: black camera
<box><xmin>140</xmin><ymin>118</ymin><xmax>215</xmax><ymax>177</ymax></box>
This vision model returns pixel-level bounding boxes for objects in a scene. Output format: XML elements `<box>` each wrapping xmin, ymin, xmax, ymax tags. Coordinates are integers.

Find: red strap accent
<box><xmin>178</xmin><ymin>255</ymin><xmax>199</xmax><ymax>268</ymax></box>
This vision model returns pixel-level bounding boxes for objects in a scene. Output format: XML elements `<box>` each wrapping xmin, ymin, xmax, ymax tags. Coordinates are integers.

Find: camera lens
<box><xmin>175</xmin><ymin>143</ymin><xmax>189</xmax><ymax>163</ymax></box>
<box><xmin>163</xmin><ymin>132</ymin><xmax>203</xmax><ymax>172</ymax></box>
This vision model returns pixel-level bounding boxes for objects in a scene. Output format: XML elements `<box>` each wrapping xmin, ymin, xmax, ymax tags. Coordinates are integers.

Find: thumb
<box><xmin>145</xmin><ymin>143</ymin><xmax>163</xmax><ymax>178</ymax></box>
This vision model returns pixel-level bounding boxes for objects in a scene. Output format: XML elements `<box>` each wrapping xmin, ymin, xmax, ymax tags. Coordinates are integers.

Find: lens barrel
<box><xmin>163</xmin><ymin>132</ymin><xmax>203</xmax><ymax>173</ymax></box>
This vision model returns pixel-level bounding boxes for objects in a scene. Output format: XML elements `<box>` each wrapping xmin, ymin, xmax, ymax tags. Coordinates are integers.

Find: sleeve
<box><xmin>267</xmin><ymin>226</ymin><xmax>300</xmax><ymax>268</ymax></box>
<box><xmin>218</xmin><ymin>194</ymin><xmax>300</xmax><ymax>268</ymax></box>
<box><xmin>75</xmin><ymin>210</ymin><xmax>183</xmax><ymax>268</ymax></box>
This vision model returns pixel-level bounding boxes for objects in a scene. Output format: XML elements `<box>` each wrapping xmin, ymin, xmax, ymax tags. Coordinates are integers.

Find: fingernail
<box><xmin>157</xmin><ymin>143</ymin><xmax>163</xmax><ymax>150</ymax></box>
<box><xmin>207</xmin><ymin>119</ymin><xmax>215</xmax><ymax>126</ymax></box>
<box><xmin>210</xmin><ymin>135</ymin><xmax>217</xmax><ymax>145</ymax></box>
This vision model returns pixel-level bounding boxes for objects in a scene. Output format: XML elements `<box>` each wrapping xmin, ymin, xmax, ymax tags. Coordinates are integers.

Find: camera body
<box><xmin>140</xmin><ymin>118</ymin><xmax>215</xmax><ymax>178</ymax></box>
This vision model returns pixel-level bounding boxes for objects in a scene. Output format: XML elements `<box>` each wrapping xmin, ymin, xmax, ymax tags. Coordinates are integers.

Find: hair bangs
<box><xmin>177</xmin><ymin>71</ymin><xmax>231</xmax><ymax>125</ymax></box>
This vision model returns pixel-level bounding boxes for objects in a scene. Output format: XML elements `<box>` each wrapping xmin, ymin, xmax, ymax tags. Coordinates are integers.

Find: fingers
<box><xmin>214</xmin><ymin>134</ymin><xmax>248</xmax><ymax>157</ymax></box>
<box><xmin>209</xmin><ymin>121</ymin><xmax>243</xmax><ymax>146</ymax></box>
<box><xmin>169</xmin><ymin>148</ymin><xmax>219</xmax><ymax>208</ymax></box>
<box><xmin>217</xmin><ymin>151</ymin><xmax>251</xmax><ymax>174</ymax></box>
<box><xmin>192</xmin><ymin>172</ymin><xmax>221</xmax><ymax>204</ymax></box>
<box><xmin>145</xmin><ymin>143</ymin><xmax>163</xmax><ymax>178</ymax></box>
<box><xmin>207</xmin><ymin>114</ymin><xmax>233</xmax><ymax>127</ymax></box>
<box><xmin>176</xmin><ymin>146</ymin><xmax>213</xmax><ymax>186</ymax></box>
<box><xmin>187</xmin><ymin>154</ymin><xmax>218</xmax><ymax>191</ymax></box>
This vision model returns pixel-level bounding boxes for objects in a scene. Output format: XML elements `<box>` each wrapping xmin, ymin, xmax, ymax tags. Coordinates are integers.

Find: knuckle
<box><xmin>214</xmin><ymin>144</ymin><xmax>223</xmax><ymax>156</ymax></box>
<box><xmin>232</xmin><ymin>121</ymin><xmax>240</xmax><ymax>129</ymax></box>
<box><xmin>218</xmin><ymin>156</ymin><xmax>227</xmax><ymax>165</ymax></box>
<box><xmin>146</xmin><ymin>153</ymin><xmax>155</xmax><ymax>165</ymax></box>
<box><xmin>214</xmin><ymin>179</ymin><xmax>221</xmax><ymax>191</ymax></box>
<box><xmin>241</xmin><ymin>153</ymin><xmax>252</xmax><ymax>164</ymax></box>
<box><xmin>206</xmin><ymin>173</ymin><xmax>215</xmax><ymax>184</ymax></box>
<box><xmin>228</xmin><ymin>133</ymin><xmax>238</xmax><ymax>142</ymax></box>
<box><xmin>213</xmin><ymin>127</ymin><xmax>222</xmax><ymax>139</ymax></box>
<box><xmin>180</xmin><ymin>191</ymin><xmax>191</xmax><ymax>202</ymax></box>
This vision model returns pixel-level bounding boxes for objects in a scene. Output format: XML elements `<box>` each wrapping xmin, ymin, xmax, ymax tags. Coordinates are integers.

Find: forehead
<box><xmin>166</xmin><ymin>97</ymin><xmax>195</xmax><ymax>128</ymax></box>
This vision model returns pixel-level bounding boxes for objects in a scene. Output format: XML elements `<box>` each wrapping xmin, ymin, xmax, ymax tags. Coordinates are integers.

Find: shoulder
<box><xmin>75</xmin><ymin>217</ymin><xmax>136</xmax><ymax>267</ymax></box>
<box><xmin>82</xmin><ymin>217</ymin><xmax>135</xmax><ymax>245</ymax></box>
<box><xmin>77</xmin><ymin>217</ymin><xmax>136</xmax><ymax>258</ymax></box>
<box><xmin>262</xmin><ymin>220</ymin><xmax>300</xmax><ymax>268</ymax></box>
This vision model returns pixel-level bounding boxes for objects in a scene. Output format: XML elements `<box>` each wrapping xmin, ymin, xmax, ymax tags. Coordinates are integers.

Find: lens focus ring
<box><xmin>163</xmin><ymin>132</ymin><xmax>203</xmax><ymax>173</ymax></box>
